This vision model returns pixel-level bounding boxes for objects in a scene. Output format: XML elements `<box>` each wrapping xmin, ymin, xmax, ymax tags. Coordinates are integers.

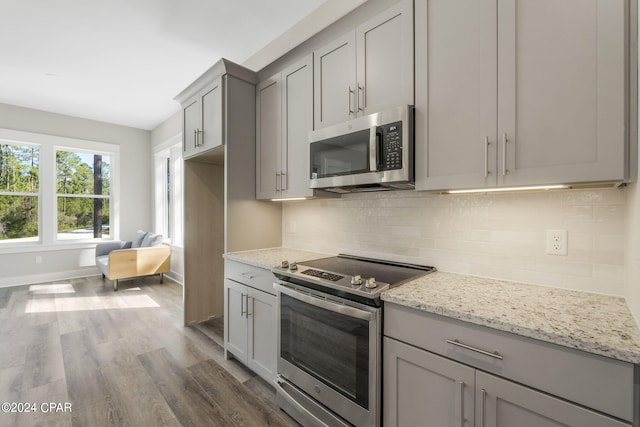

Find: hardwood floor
<box><xmin>0</xmin><ymin>276</ymin><xmax>299</xmax><ymax>427</ymax></box>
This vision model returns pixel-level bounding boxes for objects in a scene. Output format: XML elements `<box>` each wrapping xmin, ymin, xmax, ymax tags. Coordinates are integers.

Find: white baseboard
<box><xmin>0</xmin><ymin>267</ymin><xmax>185</xmax><ymax>289</ymax></box>
<box><xmin>0</xmin><ymin>267</ymin><xmax>99</xmax><ymax>289</ymax></box>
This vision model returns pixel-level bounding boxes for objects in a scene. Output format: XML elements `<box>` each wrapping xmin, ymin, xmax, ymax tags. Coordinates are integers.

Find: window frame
<box><xmin>153</xmin><ymin>134</ymin><xmax>182</xmax><ymax>247</ymax></box>
<box><xmin>0</xmin><ymin>140</ymin><xmax>41</xmax><ymax>243</ymax></box>
<box><xmin>0</xmin><ymin>128</ymin><xmax>120</xmax><ymax>253</ymax></box>
<box><xmin>55</xmin><ymin>147</ymin><xmax>113</xmax><ymax>242</ymax></box>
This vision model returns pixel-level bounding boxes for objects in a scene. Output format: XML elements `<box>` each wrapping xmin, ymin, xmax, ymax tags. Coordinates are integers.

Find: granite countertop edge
<box><xmin>223</xmin><ymin>247</ymin><xmax>333</xmax><ymax>270</ymax></box>
<box><xmin>382</xmin><ymin>273</ymin><xmax>640</xmax><ymax>365</ymax></box>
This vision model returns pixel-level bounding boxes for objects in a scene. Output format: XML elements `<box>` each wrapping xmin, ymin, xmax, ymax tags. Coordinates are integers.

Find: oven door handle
<box><xmin>274</xmin><ymin>283</ymin><xmax>374</xmax><ymax>321</ymax></box>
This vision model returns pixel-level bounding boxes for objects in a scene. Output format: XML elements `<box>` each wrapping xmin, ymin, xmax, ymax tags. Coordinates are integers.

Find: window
<box><xmin>56</xmin><ymin>150</ymin><xmax>111</xmax><ymax>240</ymax></box>
<box><xmin>0</xmin><ymin>128</ymin><xmax>119</xmax><ymax>248</ymax></box>
<box><xmin>154</xmin><ymin>139</ymin><xmax>182</xmax><ymax>246</ymax></box>
<box><xmin>0</xmin><ymin>143</ymin><xmax>39</xmax><ymax>241</ymax></box>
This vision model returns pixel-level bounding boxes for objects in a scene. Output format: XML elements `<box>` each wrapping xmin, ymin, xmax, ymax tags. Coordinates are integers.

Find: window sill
<box><xmin>0</xmin><ymin>240</ymin><xmax>112</xmax><ymax>255</ymax></box>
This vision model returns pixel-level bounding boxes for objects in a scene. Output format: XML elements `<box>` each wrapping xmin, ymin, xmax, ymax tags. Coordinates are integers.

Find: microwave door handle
<box><xmin>369</xmin><ymin>126</ymin><xmax>378</xmax><ymax>172</ymax></box>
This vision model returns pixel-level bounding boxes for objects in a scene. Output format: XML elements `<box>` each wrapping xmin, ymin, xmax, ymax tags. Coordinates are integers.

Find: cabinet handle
<box><xmin>446</xmin><ymin>339</ymin><xmax>503</xmax><ymax>360</ymax></box>
<box><xmin>239</xmin><ymin>272</ymin><xmax>255</xmax><ymax>280</ymax></box>
<box><xmin>348</xmin><ymin>86</ymin><xmax>355</xmax><ymax>115</ymax></box>
<box><xmin>502</xmin><ymin>132</ymin><xmax>508</xmax><ymax>176</ymax></box>
<box><xmin>484</xmin><ymin>136</ymin><xmax>490</xmax><ymax>178</ymax></box>
<box><xmin>458</xmin><ymin>381</ymin><xmax>465</xmax><ymax>427</ymax></box>
<box><xmin>240</xmin><ymin>293</ymin><xmax>246</xmax><ymax>316</ymax></box>
<box><xmin>194</xmin><ymin>129</ymin><xmax>202</xmax><ymax>147</ymax></box>
<box><xmin>357</xmin><ymin>84</ymin><xmax>364</xmax><ymax>112</ymax></box>
<box><xmin>281</xmin><ymin>172</ymin><xmax>287</xmax><ymax>191</ymax></box>
<box><xmin>276</xmin><ymin>172</ymin><xmax>281</xmax><ymax>192</ymax></box>
<box><xmin>480</xmin><ymin>389</ymin><xmax>487</xmax><ymax>427</ymax></box>
<box><xmin>246</xmin><ymin>295</ymin><xmax>252</xmax><ymax>317</ymax></box>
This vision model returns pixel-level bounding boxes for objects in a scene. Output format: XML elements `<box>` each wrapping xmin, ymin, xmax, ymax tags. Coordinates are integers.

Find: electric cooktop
<box><xmin>272</xmin><ymin>254</ymin><xmax>435</xmax><ymax>306</ymax></box>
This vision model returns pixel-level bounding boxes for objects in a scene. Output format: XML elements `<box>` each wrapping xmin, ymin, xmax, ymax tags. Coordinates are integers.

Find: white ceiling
<box><xmin>0</xmin><ymin>0</ymin><xmax>331</xmax><ymax>130</ymax></box>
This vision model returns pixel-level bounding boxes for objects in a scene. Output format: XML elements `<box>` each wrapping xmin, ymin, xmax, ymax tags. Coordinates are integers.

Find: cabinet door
<box><xmin>356</xmin><ymin>0</ymin><xmax>414</xmax><ymax>115</ymax></box>
<box><xmin>224</xmin><ymin>279</ymin><xmax>247</xmax><ymax>363</ymax></box>
<box><xmin>282</xmin><ymin>54</ymin><xmax>314</xmax><ymax>198</ymax></box>
<box><xmin>314</xmin><ymin>31</ymin><xmax>357</xmax><ymax>129</ymax></box>
<box><xmin>383</xmin><ymin>337</ymin><xmax>475</xmax><ymax>427</ymax></box>
<box><xmin>415</xmin><ymin>0</ymin><xmax>497</xmax><ymax>191</ymax></box>
<box><xmin>182</xmin><ymin>95</ymin><xmax>200</xmax><ymax>159</ymax></box>
<box><xmin>256</xmin><ymin>75</ymin><xmax>281</xmax><ymax>200</ymax></box>
<box><xmin>497</xmin><ymin>0</ymin><xmax>627</xmax><ymax>186</ymax></box>
<box><xmin>476</xmin><ymin>371</ymin><xmax>630</xmax><ymax>427</ymax></box>
<box><xmin>200</xmin><ymin>76</ymin><xmax>224</xmax><ymax>152</ymax></box>
<box><xmin>247</xmin><ymin>288</ymin><xmax>277</xmax><ymax>382</ymax></box>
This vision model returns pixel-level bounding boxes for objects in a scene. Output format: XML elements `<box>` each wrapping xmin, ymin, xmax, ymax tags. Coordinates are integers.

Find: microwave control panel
<box><xmin>378</xmin><ymin>121</ymin><xmax>402</xmax><ymax>171</ymax></box>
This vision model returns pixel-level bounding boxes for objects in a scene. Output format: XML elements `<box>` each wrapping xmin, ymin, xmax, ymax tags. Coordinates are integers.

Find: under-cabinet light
<box><xmin>446</xmin><ymin>185</ymin><xmax>568</xmax><ymax>194</ymax></box>
<box><xmin>270</xmin><ymin>197</ymin><xmax>308</xmax><ymax>202</ymax></box>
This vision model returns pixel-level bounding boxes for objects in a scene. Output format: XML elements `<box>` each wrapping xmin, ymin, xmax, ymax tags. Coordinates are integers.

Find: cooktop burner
<box><xmin>272</xmin><ymin>254</ymin><xmax>435</xmax><ymax>306</ymax></box>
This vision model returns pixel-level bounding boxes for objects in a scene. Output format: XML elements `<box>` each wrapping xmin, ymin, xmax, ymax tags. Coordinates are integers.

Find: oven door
<box><xmin>274</xmin><ymin>281</ymin><xmax>380</xmax><ymax>427</ymax></box>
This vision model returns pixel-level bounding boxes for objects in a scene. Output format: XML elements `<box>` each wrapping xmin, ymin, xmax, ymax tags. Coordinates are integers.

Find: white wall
<box><xmin>0</xmin><ymin>103</ymin><xmax>152</xmax><ymax>286</ymax></box>
<box><xmin>284</xmin><ymin>188</ymin><xmax>627</xmax><ymax>296</ymax></box>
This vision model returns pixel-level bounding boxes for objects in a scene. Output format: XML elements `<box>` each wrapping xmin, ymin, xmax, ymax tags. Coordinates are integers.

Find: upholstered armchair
<box><xmin>95</xmin><ymin>230</ymin><xmax>171</xmax><ymax>291</ymax></box>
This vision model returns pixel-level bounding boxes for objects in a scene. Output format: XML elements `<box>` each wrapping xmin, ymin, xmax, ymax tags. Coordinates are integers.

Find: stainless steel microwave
<box><xmin>309</xmin><ymin>105</ymin><xmax>414</xmax><ymax>194</ymax></box>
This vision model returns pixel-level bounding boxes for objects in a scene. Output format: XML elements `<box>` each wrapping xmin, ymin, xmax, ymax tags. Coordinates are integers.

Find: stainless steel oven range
<box><xmin>272</xmin><ymin>254</ymin><xmax>435</xmax><ymax>427</ymax></box>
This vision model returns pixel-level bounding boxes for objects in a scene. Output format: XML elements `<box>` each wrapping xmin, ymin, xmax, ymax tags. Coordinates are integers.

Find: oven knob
<box><xmin>281</xmin><ymin>260</ymin><xmax>289</xmax><ymax>269</ymax></box>
<box><xmin>350</xmin><ymin>275</ymin><xmax>362</xmax><ymax>285</ymax></box>
<box><xmin>289</xmin><ymin>262</ymin><xmax>298</xmax><ymax>271</ymax></box>
<box><xmin>365</xmin><ymin>277</ymin><xmax>377</xmax><ymax>288</ymax></box>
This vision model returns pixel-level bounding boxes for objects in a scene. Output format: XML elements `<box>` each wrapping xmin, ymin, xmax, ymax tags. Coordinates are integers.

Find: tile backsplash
<box><xmin>282</xmin><ymin>188</ymin><xmax>626</xmax><ymax>296</ymax></box>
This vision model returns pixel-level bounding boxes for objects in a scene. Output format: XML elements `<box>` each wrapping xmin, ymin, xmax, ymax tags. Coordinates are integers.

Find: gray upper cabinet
<box><xmin>314</xmin><ymin>0</ymin><xmax>414</xmax><ymax>129</ymax></box>
<box><xmin>416</xmin><ymin>0</ymin><xmax>633</xmax><ymax>191</ymax></box>
<box><xmin>257</xmin><ymin>54</ymin><xmax>314</xmax><ymax>200</ymax></box>
<box><xmin>181</xmin><ymin>77</ymin><xmax>224</xmax><ymax>160</ymax></box>
<box><xmin>256</xmin><ymin>75</ymin><xmax>281</xmax><ymax>199</ymax></box>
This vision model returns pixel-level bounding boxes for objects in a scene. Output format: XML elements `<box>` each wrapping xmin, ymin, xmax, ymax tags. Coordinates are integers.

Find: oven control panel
<box><xmin>301</xmin><ymin>269</ymin><xmax>343</xmax><ymax>282</ymax></box>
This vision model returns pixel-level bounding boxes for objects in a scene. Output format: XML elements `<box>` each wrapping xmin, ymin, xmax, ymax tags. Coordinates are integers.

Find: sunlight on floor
<box><xmin>25</xmin><ymin>283</ymin><xmax>160</xmax><ymax>313</ymax></box>
<box><xmin>28</xmin><ymin>283</ymin><xmax>76</xmax><ymax>294</ymax></box>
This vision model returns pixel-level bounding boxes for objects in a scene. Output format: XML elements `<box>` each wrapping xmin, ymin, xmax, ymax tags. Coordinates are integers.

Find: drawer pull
<box><xmin>239</xmin><ymin>272</ymin><xmax>256</xmax><ymax>280</ymax></box>
<box><xmin>446</xmin><ymin>339</ymin><xmax>503</xmax><ymax>360</ymax></box>
<box><xmin>480</xmin><ymin>389</ymin><xmax>487</xmax><ymax>427</ymax></box>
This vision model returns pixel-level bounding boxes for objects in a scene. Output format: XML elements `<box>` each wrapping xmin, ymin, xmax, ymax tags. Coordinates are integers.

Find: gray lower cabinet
<box><xmin>383</xmin><ymin>337</ymin><xmax>475</xmax><ymax>426</ymax></box>
<box><xmin>224</xmin><ymin>261</ymin><xmax>277</xmax><ymax>383</ymax></box>
<box><xmin>415</xmin><ymin>0</ymin><xmax>634</xmax><ymax>191</ymax></box>
<box><xmin>383</xmin><ymin>303</ymin><xmax>636</xmax><ymax>426</ymax></box>
<box><xmin>476</xmin><ymin>371</ymin><xmax>629</xmax><ymax>427</ymax></box>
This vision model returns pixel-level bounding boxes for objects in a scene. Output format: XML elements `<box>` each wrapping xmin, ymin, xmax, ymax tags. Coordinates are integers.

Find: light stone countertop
<box><xmin>223</xmin><ymin>247</ymin><xmax>333</xmax><ymax>270</ymax></box>
<box><xmin>382</xmin><ymin>271</ymin><xmax>640</xmax><ymax>364</ymax></box>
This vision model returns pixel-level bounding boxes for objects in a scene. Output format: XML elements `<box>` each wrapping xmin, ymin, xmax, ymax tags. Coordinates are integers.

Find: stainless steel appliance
<box><xmin>272</xmin><ymin>254</ymin><xmax>435</xmax><ymax>427</ymax></box>
<box><xmin>308</xmin><ymin>106</ymin><xmax>414</xmax><ymax>194</ymax></box>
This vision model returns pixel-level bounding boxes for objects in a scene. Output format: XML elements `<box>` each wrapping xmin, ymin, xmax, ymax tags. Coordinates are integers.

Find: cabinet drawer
<box><xmin>384</xmin><ymin>303</ymin><xmax>635</xmax><ymax>422</ymax></box>
<box><xmin>224</xmin><ymin>260</ymin><xmax>275</xmax><ymax>295</ymax></box>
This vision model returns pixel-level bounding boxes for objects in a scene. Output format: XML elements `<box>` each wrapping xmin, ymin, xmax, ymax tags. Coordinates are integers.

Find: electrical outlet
<box><xmin>35</xmin><ymin>255</ymin><xmax>43</xmax><ymax>264</ymax></box>
<box><xmin>546</xmin><ymin>229</ymin><xmax>568</xmax><ymax>256</ymax></box>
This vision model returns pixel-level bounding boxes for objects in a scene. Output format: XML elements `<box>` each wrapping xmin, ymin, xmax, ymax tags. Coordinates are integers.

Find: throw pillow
<box><xmin>141</xmin><ymin>232</ymin><xmax>164</xmax><ymax>247</ymax></box>
<box><xmin>131</xmin><ymin>230</ymin><xmax>147</xmax><ymax>248</ymax></box>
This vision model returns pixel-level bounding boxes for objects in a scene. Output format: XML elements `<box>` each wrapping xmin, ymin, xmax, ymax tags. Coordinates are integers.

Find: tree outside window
<box><xmin>0</xmin><ymin>144</ymin><xmax>39</xmax><ymax>241</ymax></box>
<box><xmin>56</xmin><ymin>150</ymin><xmax>110</xmax><ymax>240</ymax></box>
